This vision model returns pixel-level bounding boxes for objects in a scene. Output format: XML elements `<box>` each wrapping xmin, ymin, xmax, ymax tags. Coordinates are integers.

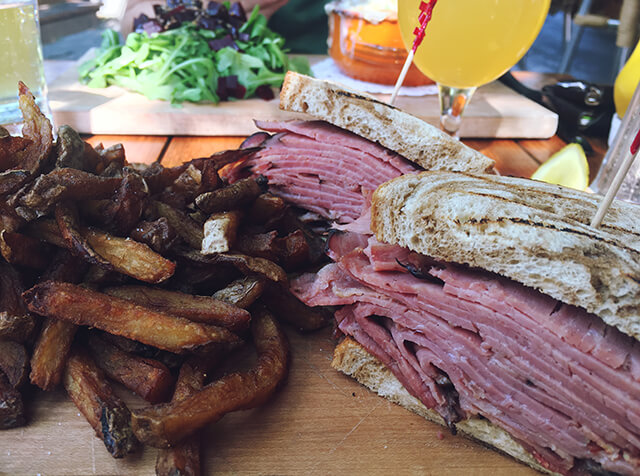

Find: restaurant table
<box><xmin>0</xmin><ymin>128</ymin><xmax>607</xmax><ymax>476</ymax></box>
<box><xmin>2</xmin><ymin>63</ymin><xmax>608</xmax><ymax>475</ymax></box>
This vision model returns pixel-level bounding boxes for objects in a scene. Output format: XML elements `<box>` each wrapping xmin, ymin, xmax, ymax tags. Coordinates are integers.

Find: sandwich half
<box><xmin>222</xmin><ymin>72</ymin><xmax>494</xmax><ymax>223</ymax></box>
<box><xmin>292</xmin><ymin>172</ymin><xmax>640</xmax><ymax>475</ymax></box>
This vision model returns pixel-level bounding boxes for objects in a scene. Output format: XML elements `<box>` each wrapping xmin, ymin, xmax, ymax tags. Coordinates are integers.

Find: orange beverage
<box><xmin>327</xmin><ymin>0</ymin><xmax>433</xmax><ymax>86</ymax></box>
<box><xmin>397</xmin><ymin>0</ymin><xmax>550</xmax><ymax>89</ymax></box>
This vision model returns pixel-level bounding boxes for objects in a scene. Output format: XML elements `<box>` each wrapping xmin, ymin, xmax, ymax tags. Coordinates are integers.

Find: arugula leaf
<box><xmin>79</xmin><ymin>5</ymin><xmax>311</xmax><ymax>105</ymax></box>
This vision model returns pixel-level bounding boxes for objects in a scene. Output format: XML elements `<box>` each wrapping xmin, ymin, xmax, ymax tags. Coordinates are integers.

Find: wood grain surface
<box><xmin>0</xmin><ymin>327</ymin><xmax>539</xmax><ymax>476</ymax></box>
<box><xmin>48</xmin><ymin>56</ymin><xmax>558</xmax><ymax>139</ymax></box>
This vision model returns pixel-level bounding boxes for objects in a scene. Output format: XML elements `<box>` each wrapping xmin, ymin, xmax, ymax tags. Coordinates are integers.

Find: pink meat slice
<box><xmin>221</xmin><ymin>120</ymin><xmax>420</xmax><ymax>223</ymax></box>
<box><xmin>291</xmin><ymin>231</ymin><xmax>640</xmax><ymax>475</ymax></box>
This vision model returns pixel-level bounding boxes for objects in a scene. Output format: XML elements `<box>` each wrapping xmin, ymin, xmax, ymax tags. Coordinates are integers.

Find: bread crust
<box><xmin>332</xmin><ymin>337</ymin><xmax>558</xmax><ymax>475</ymax></box>
<box><xmin>279</xmin><ymin>72</ymin><xmax>495</xmax><ymax>174</ymax></box>
<box><xmin>371</xmin><ymin>171</ymin><xmax>640</xmax><ymax>340</ymax></box>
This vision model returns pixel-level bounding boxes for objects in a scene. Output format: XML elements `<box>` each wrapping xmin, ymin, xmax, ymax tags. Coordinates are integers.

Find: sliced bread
<box><xmin>279</xmin><ymin>72</ymin><xmax>495</xmax><ymax>174</ymax></box>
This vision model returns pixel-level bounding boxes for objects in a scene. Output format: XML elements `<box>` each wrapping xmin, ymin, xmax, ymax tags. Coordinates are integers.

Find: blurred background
<box><xmin>41</xmin><ymin>0</ymin><xmax>631</xmax><ymax>86</ymax></box>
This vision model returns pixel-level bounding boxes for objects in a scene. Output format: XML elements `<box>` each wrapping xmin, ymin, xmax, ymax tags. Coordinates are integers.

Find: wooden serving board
<box><xmin>0</xmin><ymin>326</ymin><xmax>538</xmax><ymax>476</ymax></box>
<box><xmin>48</xmin><ymin>57</ymin><xmax>557</xmax><ymax>139</ymax></box>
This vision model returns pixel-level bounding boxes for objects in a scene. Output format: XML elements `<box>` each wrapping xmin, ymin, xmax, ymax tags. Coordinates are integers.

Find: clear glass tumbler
<box><xmin>0</xmin><ymin>0</ymin><xmax>51</xmax><ymax>128</ymax></box>
<box><xmin>591</xmin><ymin>83</ymin><xmax>640</xmax><ymax>203</ymax></box>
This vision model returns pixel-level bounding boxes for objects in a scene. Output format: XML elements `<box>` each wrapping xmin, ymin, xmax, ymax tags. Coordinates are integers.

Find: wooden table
<box><xmin>0</xmin><ymin>129</ymin><xmax>607</xmax><ymax>476</ymax></box>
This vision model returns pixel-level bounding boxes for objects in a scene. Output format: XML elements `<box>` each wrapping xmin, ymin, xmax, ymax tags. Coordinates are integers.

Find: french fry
<box><xmin>262</xmin><ymin>285</ymin><xmax>331</xmax><ymax>332</ymax></box>
<box><xmin>83</xmin><ymin>227</ymin><xmax>176</xmax><ymax>283</ymax></box>
<box><xmin>0</xmin><ymin>134</ymin><xmax>31</xmax><ymax>171</ymax></box>
<box><xmin>0</xmin><ymin>314</ymin><xmax>35</xmax><ymax>343</ymax></box>
<box><xmin>55</xmin><ymin>202</ymin><xmax>112</xmax><ymax>268</ymax></box>
<box><xmin>213</xmin><ymin>276</ymin><xmax>266</xmax><ymax>309</ymax></box>
<box><xmin>30</xmin><ymin>250</ymin><xmax>87</xmax><ymax>390</ymax></box>
<box><xmin>102</xmin><ymin>334</ymin><xmax>183</xmax><ymax>371</ymax></box>
<box><xmin>0</xmin><ymin>262</ymin><xmax>34</xmax><ymax>342</ymax></box>
<box><xmin>63</xmin><ymin>348</ymin><xmax>138</xmax><ymax>457</ymax></box>
<box><xmin>234</xmin><ymin>230</ymin><xmax>279</xmax><ymax>261</ymax></box>
<box><xmin>248</xmin><ymin>193</ymin><xmax>286</xmax><ymax>224</ymax></box>
<box><xmin>0</xmin><ymin>170</ymin><xmax>29</xmax><ymax>195</ymax></box>
<box><xmin>151</xmin><ymin>200</ymin><xmax>203</xmax><ymax>250</ymax></box>
<box><xmin>101</xmin><ymin>169</ymin><xmax>148</xmax><ymax>235</ymax></box>
<box><xmin>131</xmin><ymin>308</ymin><xmax>289</xmax><ymax>447</ymax></box>
<box><xmin>16</xmin><ymin>81</ymin><xmax>53</xmax><ymax>175</ymax></box>
<box><xmin>201</xmin><ymin>211</ymin><xmax>242</xmax><ymax>254</ymax></box>
<box><xmin>88</xmin><ymin>333</ymin><xmax>174</xmax><ymax>403</ymax></box>
<box><xmin>23</xmin><ymin>218</ymin><xmax>66</xmax><ymax>248</ymax></box>
<box><xmin>103</xmin><ymin>286</ymin><xmax>250</xmax><ymax>332</ymax></box>
<box><xmin>0</xmin><ymin>229</ymin><xmax>52</xmax><ymax>268</ymax></box>
<box><xmin>129</xmin><ymin>218</ymin><xmax>177</xmax><ymax>254</ymax></box>
<box><xmin>55</xmin><ymin>125</ymin><xmax>100</xmax><ymax>172</ymax></box>
<box><xmin>0</xmin><ymin>340</ymin><xmax>29</xmax><ymax>388</ymax></box>
<box><xmin>179</xmin><ymin>250</ymin><xmax>287</xmax><ymax>284</ymax></box>
<box><xmin>23</xmin><ymin>281</ymin><xmax>242</xmax><ymax>353</ymax></box>
<box><xmin>0</xmin><ymin>370</ymin><xmax>25</xmax><ymax>429</ymax></box>
<box><xmin>155</xmin><ymin>357</ymin><xmax>212</xmax><ymax>476</ymax></box>
<box><xmin>195</xmin><ymin>176</ymin><xmax>267</xmax><ymax>214</ymax></box>
<box><xmin>11</xmin><ymin>168</ymin><xmax>122</xmax><ymax>219</ymax></box>
<box><xmin>30</xmin><ymin>318</ymin><xmax>77</xmax><ymax>390</ymax></box>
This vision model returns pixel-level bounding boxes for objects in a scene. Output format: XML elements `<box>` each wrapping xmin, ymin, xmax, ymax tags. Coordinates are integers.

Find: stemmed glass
<box><xmin>397</xmin><ymin>0</ymin><xmax>550</xmax><ymax>137</ymax></box>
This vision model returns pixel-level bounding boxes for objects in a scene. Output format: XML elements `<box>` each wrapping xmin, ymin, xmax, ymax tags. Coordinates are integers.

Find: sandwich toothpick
<box><xmin>389</xmin><ymin>0</ymin><xmax>438</xmax><ymax>106</ymax></box>
<box><xmin>591</xmin><ymin>126</ymin><xmax>640</xmax><ymax>228</ymax></box>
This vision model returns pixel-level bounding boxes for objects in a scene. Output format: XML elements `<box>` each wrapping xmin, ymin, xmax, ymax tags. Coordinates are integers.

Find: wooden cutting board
<box><xmin>0</xmin><ymin>326</ymin><xmax>538</xmax><ymax>476</ymax></box>
<box><xmin>48</xmin><ymin>56</ymin><xmax>558</xmax><ymax>139</ymax></box>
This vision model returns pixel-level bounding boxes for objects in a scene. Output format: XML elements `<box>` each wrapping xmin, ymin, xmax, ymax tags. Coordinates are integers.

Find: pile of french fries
<box><xmin>0</xmin><ymin>83</ymin><xmax>331</xmax><ymax>474</ymax></box>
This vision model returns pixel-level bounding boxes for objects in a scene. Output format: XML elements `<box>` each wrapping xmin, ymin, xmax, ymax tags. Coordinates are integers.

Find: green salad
<box><xmin>79</xmin><ymin>1</ymin><xmax>311</xmax><ymax>104</ymax></box>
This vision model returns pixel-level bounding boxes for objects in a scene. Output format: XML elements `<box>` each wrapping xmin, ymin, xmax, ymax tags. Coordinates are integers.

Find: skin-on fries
<box><xmin>23</xmin><ymin>281</ymin><xmax>241</xmax><ymax>353</ymax></box>
<box><xmin>131</xmin><ymin>308</ymin><xmax>289</xmax><ymax>447</ymax></box>
<box><xmin>213</xmin><ymin>276</ymin><xmax>266</xmax><ymax>309</ymax></box>
<box><xmin>0</xmin><ymin>340</ymin><xmax>29</xmax><ymax>388</ymax></box>
<box><xmin>151</xmin><ymin>200</ymin><xmax>203</xmax><ymax>250</ymax></box>
<box><xmin>88</xmin><ymin>333</ymin><xmax>174</xmax><ymax>403</ymax></box>
<box><xmin>103</xmin><ymin>285</ymin><xmax>250</xmax><ymax>332</ymax></box>
<box><xmin>0</xmin><ymin>229</ymin><xmax>52</xmax><ymax>269</ymax></box>
<box><xmin>195</xmin><ymin>176</ymin><xmax>267</xmax><ymax>214</ymax></box>
<box><xmin>0</xmin><ymin>85</ymin><xmax>338</xmax><ymax>471</ymax></box>
<box><xmin>263</xmin><ymin>284</ymin><xmax>331</xmax><ymax>333</ymax></box>
<box><xmin>55</xmin><ymin>202</ymin><xmax>112</xmax><ymax>268</ymax></box>
<box><xmin>0</xmin><ymin>262</ymin><xmax>34</xmax><ymax>343</ymax></box>
<box><xmin>63</xmin><ymin>348</ymin><xmax>138</xmax><ymax>457</ymax></box>
<box><xmin>30</xmin><ymin>318</ymin><xmax>77</xmax><ymax>391</ymax></box>
<box><xmin>155</xmin><ymin>358</ymin><xmax>211</xmax><ymax>476</ymax></box>
<box><xmin>83</xmin><ymin>228</ymin><xmax>176</xmax><ymax>283</ymax></box>
<box><xmin>0</xmin><ymin>370</ymin><xmax>25</xmax><ymax>429</ymax></box>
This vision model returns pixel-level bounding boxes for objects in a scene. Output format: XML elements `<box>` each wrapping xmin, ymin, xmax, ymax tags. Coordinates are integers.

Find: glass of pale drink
<box><xmin>397</xmin><ymin>0</ymin><xmax>550</xmax><ymax>136</ymax></box>
<box><xmin>0</xmin><ymin>0</ymin><xmax>50</xmax><ymax>128</ymax></box>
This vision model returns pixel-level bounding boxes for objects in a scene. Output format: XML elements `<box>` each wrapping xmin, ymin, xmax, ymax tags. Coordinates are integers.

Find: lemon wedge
<box><xmin>530</xmin><ymin>143</ymin><xmax>589</xmax><ymax>191</ymax></box>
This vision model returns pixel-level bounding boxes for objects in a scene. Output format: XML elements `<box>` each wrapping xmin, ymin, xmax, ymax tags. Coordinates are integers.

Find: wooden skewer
<box><xmin>591</xmin><ymin>127</ymin><xmax>640</xmax><ymax>227</ymax></box>
<box><xmin>390</xmin><ymin>49</ymin><xmax>415</xmax><ymax>106</ymax></box>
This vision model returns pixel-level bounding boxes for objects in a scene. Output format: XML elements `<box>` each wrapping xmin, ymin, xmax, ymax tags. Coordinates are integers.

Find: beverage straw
<box><xmin>591</xmin><ymin>125</ymin><xmax>640</xmax><ymax>227</ymax></box>
<box><xmin>390</xmin><ymin>0</ymin><xmax>438</xmax><ymax>105</ymax></box>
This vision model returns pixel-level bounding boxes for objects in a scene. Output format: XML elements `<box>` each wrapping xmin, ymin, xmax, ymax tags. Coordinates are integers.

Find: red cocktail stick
<box><xmin>412</xmin><ymin>0</ymin><xmax>438</xmax><ymax>53</ymax></box>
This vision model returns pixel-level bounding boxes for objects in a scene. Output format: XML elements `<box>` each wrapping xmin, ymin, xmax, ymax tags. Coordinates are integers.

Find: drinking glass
<box><xmin>397</xmin><ymin>0</ymin><xmax>550</xmax><ymax>136</ymax></box>
<box><xmin>0</xmin><ymin>0</ymin><xmax>50</xmax><ymax>129</ymax></box>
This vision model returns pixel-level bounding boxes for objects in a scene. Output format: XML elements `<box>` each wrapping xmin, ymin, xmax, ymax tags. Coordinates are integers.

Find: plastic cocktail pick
<box><xmin>591</xmin><ymin>125</ymin><xmax>640</xmax><ymax>227</ymax></box>
<box><xmin>390</xmin><ymin>0</ymin><xmax>438</xmax><ymax>105</ymax></box>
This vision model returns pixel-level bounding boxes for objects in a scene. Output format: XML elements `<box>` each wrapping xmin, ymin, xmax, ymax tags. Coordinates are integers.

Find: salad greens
<box><xmin>78</xmin><ymin>2</ymin><xmax>311</xmax><ymax>104</ymax></box>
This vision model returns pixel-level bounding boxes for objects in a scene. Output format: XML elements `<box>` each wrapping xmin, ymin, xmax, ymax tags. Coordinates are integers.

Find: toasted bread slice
<box><xmin>279</xmin><ymin>72</ymin><xmax>495</xmax><ymax>174</ymax></box>
<box><xmin>332</xmin><ymin>337</ymin><xmax>557</xmax><ymax>475</ymax></box>
<box><xmin>371</xmin><ymin>171</ymin><xmax>640</xmax><ymax>340</ymax></box>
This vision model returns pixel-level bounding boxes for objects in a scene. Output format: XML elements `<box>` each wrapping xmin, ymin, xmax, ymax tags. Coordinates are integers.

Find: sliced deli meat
<box><xmin>222</xmin><ymin>120</ymin><xmax>420</xmax><ymax>223</ymax></box>
<box><xmin>291</xmin><ymin>231</ymin><xmax>640</xmax><ymax>475</ymax></box>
